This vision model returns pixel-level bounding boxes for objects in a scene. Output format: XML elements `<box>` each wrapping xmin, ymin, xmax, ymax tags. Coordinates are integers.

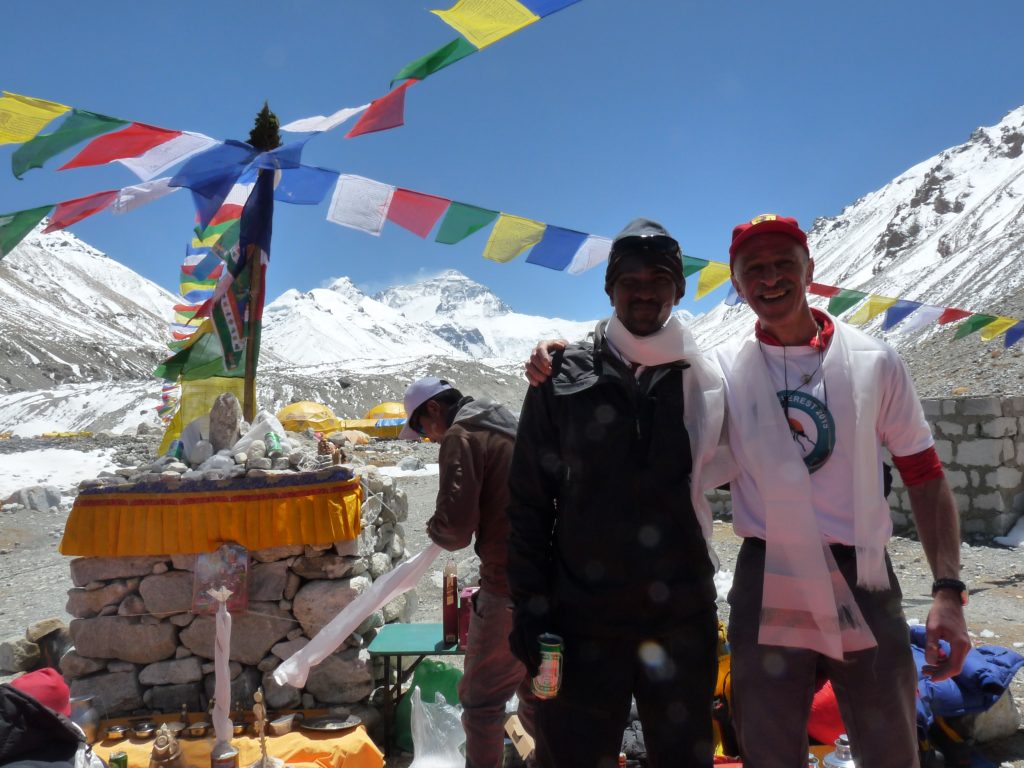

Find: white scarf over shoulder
<box><xmin>606</xmin><ymin>314</ymin><xmax>735</xmax><ymax>570</ymax></box>
<box><xmin>717</xmin><ymin>319</ymin><xmax>893</xmax><ymax>659</ymax></box>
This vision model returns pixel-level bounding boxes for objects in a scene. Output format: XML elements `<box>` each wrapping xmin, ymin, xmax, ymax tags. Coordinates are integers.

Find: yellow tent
<box><xmin>364</xmin><ymin>401</ymin><xmax>406</xmax><ymax>419</ymax></box>
<box><xmin>276</xmin><ymin>401</ymin><xmax>345</xmax><ymax>435</ymax></box>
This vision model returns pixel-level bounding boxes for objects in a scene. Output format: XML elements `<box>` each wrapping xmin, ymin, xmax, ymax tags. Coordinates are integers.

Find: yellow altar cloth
<box><xmin>60</xmin><ymin>467</ymin><xmax>362</xmax><ymax>557</ymax></box>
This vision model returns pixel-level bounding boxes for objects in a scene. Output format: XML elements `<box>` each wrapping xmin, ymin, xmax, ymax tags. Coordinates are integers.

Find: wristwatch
<box><xmin>931</xmin><ymin>578</ymin><xmax>968</xmax><ymax>606</ymax></box>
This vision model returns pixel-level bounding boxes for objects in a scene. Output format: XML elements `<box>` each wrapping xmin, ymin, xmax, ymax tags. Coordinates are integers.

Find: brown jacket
<box><xmin>427</xmin><ymin>397</ymin><xmax>518</xmax><ymax>597</ymax></box>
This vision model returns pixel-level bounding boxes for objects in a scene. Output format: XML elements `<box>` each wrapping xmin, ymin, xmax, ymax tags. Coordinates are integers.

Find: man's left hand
<box><xmin>923</xmin><ymin>591</ymin><xmax>970</xmax><ymax>681</ymax></box>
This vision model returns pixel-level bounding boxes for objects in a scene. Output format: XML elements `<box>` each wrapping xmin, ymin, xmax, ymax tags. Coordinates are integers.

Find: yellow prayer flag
<box><xmin>847</xmin><ymin>295</ymin><xmax>898</xmax><ymax>326</ymax></box>
<box><xmin>191</xmin><ymin>232</ymin><xmax>223</xmax><ymax>249</ymax></box>
<box><xmin>0</xmin><ymin>91</ymin><xmax>70</xmax><ymax>145</ymax></box>
<box><xmin>483</xmin><ymin>214</ymin><xmax>546</xmax><ymax>263</ymax></box>
<box><xmin>979</xmin><ymin>316</ymin><xmax>1019</xmax><ymax>341</ymax></box>
<box><xmin>695</xmin><ymin>262</ymin><xmax>732</xmax><ymax>299</ymax></box>
<box><xmin>431</xmin><ymin>0</ymin><xmax>539</xmax><ymax>49</ymax></box>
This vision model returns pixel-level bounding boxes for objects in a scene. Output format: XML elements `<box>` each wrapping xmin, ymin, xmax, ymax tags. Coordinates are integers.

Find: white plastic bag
<box><xmin>409</xmin><ymin>687</ymin><xmax>465</xmax><ymax>768</ymax></box>
<box><xmin>229</xmin><ymin>410</ymin><xmax>287</xmax><ymax>454</ymax></box>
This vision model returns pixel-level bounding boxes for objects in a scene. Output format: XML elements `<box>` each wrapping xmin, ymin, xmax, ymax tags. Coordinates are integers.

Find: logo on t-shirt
<box><xmin>777</xmin><ymin>390</ymin><xmax>835</xmax><ymax>473</ymax></box>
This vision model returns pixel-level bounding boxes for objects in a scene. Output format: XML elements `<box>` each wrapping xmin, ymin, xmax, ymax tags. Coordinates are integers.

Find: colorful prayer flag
<box><xmin>386</xmin><ymin>188</ymin><xmax>451</xmax><ymax>238</ymax></box>
<box><xmin>847</xmin><ymin>295</ymin><xmax>898</xmax><ymax>326</ymax></box>
<box><xmin>827</xmin><ymin>289</ymin><xmax>866</xmax><ymax>316</ymax></box>
<box><xmin>434</xmin><ymin>201</ymin><xmax>498</xmax><ymax>244</ymax></box>
<box><xmin>392</xmin><ymin>38</ymin><xmax>478</xmax><ymax>85</ymax></box>
<box><xmin>117</xmin><ymin>131</ymin><xmax>217</xmax><ymax>180</ymax></box>
<box><xmin>809</xmin><ymin>282</ymin><xmax>841</xmax><ymax>298</ymax></box>
<box><xmin>281</xmin><ymin>104</ymin><xmax>369</xmax><ymax>133</ymax></box>
<box><xmin>0</xmin><ymin>92</ymin><xmax>69</xmax><ymax>145</ymax></box>
<box><xmin>1004</xmin><ymin>322</ymin><xmax>1024</xmax><ymax>349</ymax></box>
<box><xmin>567</xmin><ymin>235</ymin><xmax>612</xmax><ymax>275</ymax></box>
<box><xmin>978</xmin><ymin>316</ymin><xmax>1019</xmax><ymax>342</ymax></box>
<box><xmin>346</xmin><ymin>81</ymin><xmax>416</xmax><ymax>139</ymax></box>
<box><xmin>483</xmin><ymin>214</ymin><xmax>546</xmax><ymax>262</ymax></box>
<box><xmin>326</xmin><ymin>174</ymin><xmax>396</xmax><ymax>236</ymax></box>
<box><xmin>154</xmin><ymin>319</ymin><xmax>244</xmax><ymax>381</ymax></box>
<box><xmin>112</xmin><ymin>177</ymin><xmax>178</xmax><ymax>214</ymax></box>
<box><xmin>519</xmin><ymin>0</ymin><xmax>582</xmax><ymax>15</ymax></box>
<box><xmin>0</xmin><ymin>205</ymin><xmax>53</xmax><ymax>258</ymax></box>
<box><xmin>893</xmin><ymin>304</ymin><xmax>943</xmax><ymax>335</ymax></box>
<box><xmin>526</xmin><ymin>225</ymin><xmax>587</xmax><ymax>271</ymax></box>
<box><xmin>170</xmin><ymin>141</ymin><xmax>259</xmax><ymax>231</ymax></box>
<box><xmin>881</xmin><ymin>299</ymin><xmax>922</xmax><ymax>331</ymax></box>
<box><xmin>431</xmin><ymin>0</ymin><xmax>540</xmax><ymax>49</ymax></box>
<box><xmin>59</xmin><ymin>122</ymin><xmax>182</xmax><ymax>170</ymax></box>
<box><xmin>43</xmin><ymin>190</ymin><xmax>119</xmax><ymax>233</ymax></box>
<box><xmin>682</xmin><ymin>256</ymin><xmax>709</xmax><ymax>278</ymax></box>
<box><xmin>273</xmin><ymin>166</ymin><xmax>339</xmax><ymax>205</ymax></box>
<box><xmin>12</xmin><ymin>109</ymin><xmax>127</xmax><ymax>178</ymax></box>
<box><xmin>954</xmin><ymin>314</ymin><xmax>997</xmax><ymax>340</ymax></box>
<box><xmin>938</xmin><ymin>307</ymin><xmax>972</xmax><ymax>325</ymax></box>
<box><xmin>695</xmin><ymin>262</ymin><xmax>731</xmax><ymax>299</ymax></box>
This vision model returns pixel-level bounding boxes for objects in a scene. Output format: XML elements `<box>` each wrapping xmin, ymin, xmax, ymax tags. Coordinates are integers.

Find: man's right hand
<box><xmin>525</xmin><ymin>339</ymin><xmax>568</xmax><ymax>387</ymax></box>
<box><xmin>509</xmin><ymin>609</ymin><xmax>548</xmax><ymax>677</ymax></box>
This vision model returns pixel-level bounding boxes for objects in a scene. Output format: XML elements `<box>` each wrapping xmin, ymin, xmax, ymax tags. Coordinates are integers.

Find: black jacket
<box><xmin>0</xmin><ymin>684</ymin><xmax>84</xmax><ymax>767</ymax></box>
<box><xmin>507</xmin><ymin>322</ymin><xmax>716</xmax><ymax>635</ymax></box>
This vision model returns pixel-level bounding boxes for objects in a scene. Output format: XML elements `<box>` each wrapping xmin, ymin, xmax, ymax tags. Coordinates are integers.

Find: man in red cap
<box><xmin>508</xmin><ymin>218</ymin><xmax>731</xmax><ymax>768</ymax></box>
<box><xmin>718</xmin><ymin>213</ymin><xmax>969</xmax><ymax>767</ymax></box>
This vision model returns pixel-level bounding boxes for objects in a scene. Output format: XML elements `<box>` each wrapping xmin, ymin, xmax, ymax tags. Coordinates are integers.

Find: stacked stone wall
<box><xmin>61</xmin><ymin>469</ymin><xmax>410</xmax><ymax>720</ymax></box>
<box><xmin>707</xmin><ymin>396</ymin><xmax>1024</xmax><ymax>540</ymax></box>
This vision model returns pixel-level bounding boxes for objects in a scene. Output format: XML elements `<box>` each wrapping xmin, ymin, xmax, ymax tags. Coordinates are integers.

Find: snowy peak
<box><xmin>325</xmin><ymin>275</ymin><xmax>366</xmax><ymax>303</ymax></box>
<box><xmin>375</xmin><ymin>269</ymin><xmax>512</xmax><ymax>323</ymax></box>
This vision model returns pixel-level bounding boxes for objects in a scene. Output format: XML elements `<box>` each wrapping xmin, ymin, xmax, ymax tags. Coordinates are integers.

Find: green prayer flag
<box><xmin>12</xmin><ymin>109</ymin><xmax>128</xmax><ymax>179</ymax></box>
<box><xmin>391</xmin><ymin>37</ymin><xmax>478</xmax><ymax>86</ymax></box>
<box><xmin>953</xmin><ymin>314</ymin><xmax>997</xmax><ymax>340</ymax></box>
<box><xmin>0</xmin><ymin>205</ymin><xmax>53</xmax><ymax>259</ymax></box>
<box><xmin>154</xmin><ymin>329</ymin><xmax>244</xmax><ymax>382</ymax></box>
<box><xmin>435</xmin><ymin>202</ymin><xmax>498</xmax><ymax>244</ymax></box>
<box><xmin>682</xmin><ymin>256</ymin><xmax>709</xmax><ymax>278</ymax></box>
<box><xmin>827</xmin><ymin>289</ymin><xmax>866</xmax><ymax>316</ymax></box>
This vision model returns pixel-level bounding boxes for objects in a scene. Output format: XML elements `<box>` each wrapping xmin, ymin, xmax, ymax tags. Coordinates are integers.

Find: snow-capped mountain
<box><xmin>375</xmin><ymin>269</ymin><xmax>595</xmax><ymax>360</ymax></box>
<box><xmin>0</xmin><ymin>226</ymin><xmax>177</xmax><ymax>394</ymax></box>
<box><xmin>691</xmin><ymin>106</ymin><xmax>1024</xmax><ymax>397</ymax></box>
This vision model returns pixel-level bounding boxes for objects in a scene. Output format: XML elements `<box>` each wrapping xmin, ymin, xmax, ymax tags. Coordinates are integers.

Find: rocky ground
<box><xmin>1</xmin><ymin>433</ymin><xmax>1022</xmax><ymax>765</ymax></box>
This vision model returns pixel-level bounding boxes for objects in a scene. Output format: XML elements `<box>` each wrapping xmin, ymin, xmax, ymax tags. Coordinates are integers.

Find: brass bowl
<box><xmin>132</xmin><ymin>721</ymin><xmax>156</xmax><ymax>739</ymax></box>
<box><xmin>232</xmin><ymin>721</ymin><xmax>247</xmax><ymax>736</ymax></box>
<box><xmin>163</xmin><ymin>721</ymin><xmax>186</xmax><ymax>737</ymax></box>
<box><xmin>184</xmin><ymin>721</ymin><xmax>210</xmax><ymax>738</ymax></box>
<box><xmin>105</xmin><ymin>724</ymin><xmax>129</xmax><ymax>741</ymax></box>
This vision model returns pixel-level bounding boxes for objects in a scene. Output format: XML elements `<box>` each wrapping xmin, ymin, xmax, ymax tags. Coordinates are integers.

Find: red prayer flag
<box><xmin>208</xmin><ymin>204</ymin><xmax>244</xmax><ymax>228</ymax></box>
<box><xmin>345</xmin><ymin>80</ymin><xmax>417</xmax><ymax>139</ymax></box>
<box><xmin>809</xmin><ymin>282</ymin><xmax>840</xmax><ymax>297</ymax></box>
<box><xmin>937</xmin><ymin>307</ymin><xmax>971</xmax><ymax>325</ymax></box>
<box><xmin>59</xmin><ymin>122</ymin><xmax>182</xmax><ymax>170</ymax></box>
<box><xmin>386</xmin><ymin>188</ymin><xmax>451</xmax><ymax>238</ymax></box>
<box><xmin>43</xmin><ymin>190</ymin><xmax>119</xmax><ymax>232</ymax></box>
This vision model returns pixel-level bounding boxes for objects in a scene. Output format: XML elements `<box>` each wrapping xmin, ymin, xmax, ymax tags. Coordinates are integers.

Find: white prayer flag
<box><xmin>282</xmin><ymin>104</ymin><xmax>370</xmax><ymax>133</ymax></box>
<box><xmin>112</xmin><ymin>177</ymin><xmax>177</xmax><ymax>214</ymax></box>
<box><xmin>893</xmin><ymin>304</ymin><xmax>944</xmax><ymax>334</ymax></box>
<box><xmin>567</xmin><ymin>234</ymin><xmax>612</xmax><ymax>275</ymax></box>
<box><xmin>117</xmin><ymin>132</ymin><xmax>218</xmax><ymax>181</ymax></box>
<box><xmin>326</xmin><ymin>174</ymin><xmax>396</xmax><ymax>236</ymax></box>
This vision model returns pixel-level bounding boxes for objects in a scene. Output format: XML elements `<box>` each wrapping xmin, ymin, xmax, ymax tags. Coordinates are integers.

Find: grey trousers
<box><xmin>727</xmin><ymin>539</ymin><xmax>920</xmax><ymax>768</ymax></box>
<box><xmin>459</xmin><ymin>588</ymin><xmax>537</xmax><ymax>768</ymax></box>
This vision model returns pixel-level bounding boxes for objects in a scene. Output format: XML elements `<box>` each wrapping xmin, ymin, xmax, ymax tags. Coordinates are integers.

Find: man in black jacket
<box><xmin>507</xmin><ymin>219</ymin><xmax>725</xmax><ymax>768</ymax></box>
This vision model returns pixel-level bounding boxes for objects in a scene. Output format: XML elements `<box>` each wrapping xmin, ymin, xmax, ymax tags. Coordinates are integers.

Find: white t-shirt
<box><xmin>730</xmin><ymin>337</ymin><xmax>934</xmax><ymax>544</ymax></box>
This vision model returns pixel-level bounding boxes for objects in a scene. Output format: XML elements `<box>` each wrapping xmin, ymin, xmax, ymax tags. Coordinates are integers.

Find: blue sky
<box><xmin>1</xmin><ymin>1</ymin><xmax>1021</xmax><ymax>322</ymax></box>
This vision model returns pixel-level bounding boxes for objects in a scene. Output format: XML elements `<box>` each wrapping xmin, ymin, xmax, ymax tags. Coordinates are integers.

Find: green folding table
<box><xmin>367</xmin><ymin>622</ymin><xmax>463</xmax><ymax>755</ymax></box>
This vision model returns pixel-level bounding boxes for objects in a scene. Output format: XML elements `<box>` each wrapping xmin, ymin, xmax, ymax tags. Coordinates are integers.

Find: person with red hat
<box><xmin>717</xmin><ymin>213</ymin><xmax>969</xmax><ymax>767</ymax></box>
<box><xmin>508</xmin><ymin>218</ymin><xmax>732</xmax><ymax>768</ymax></box>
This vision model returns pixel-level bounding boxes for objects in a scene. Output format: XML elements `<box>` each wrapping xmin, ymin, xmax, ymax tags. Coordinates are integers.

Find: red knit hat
<box><xmin>728</xmin><ymin>213</ymin><xmax>809</xmax><ymax>268</ymax></box>
<box><xmin>10</xmin><ymin>668</ymin><xmax>71</xmax><ymax>716</ymax></box>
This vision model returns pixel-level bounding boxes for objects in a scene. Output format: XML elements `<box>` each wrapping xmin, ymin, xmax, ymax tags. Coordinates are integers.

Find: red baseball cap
<box><xmin>728</xmin><ymin>214</ymin><xmax>809</xmax><ymax>268</ymax></box>
<box><xmin>10</xmin><ymin>668</ymin><xmax>71</xmax><ymax>716</ymax></box>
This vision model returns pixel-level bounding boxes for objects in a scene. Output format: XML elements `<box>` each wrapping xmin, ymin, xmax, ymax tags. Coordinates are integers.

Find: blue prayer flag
<box><xmin>882</xmin><ymin>299</ymin><xmax>922</xmax><ymax>331</ymax></box>
<box><xmin>250</xmin><ymin>137</ymin><xmax>312</xmax><ymax>171</ymax></box>
<box><xmin>1004</xmin><ymin>321</ymin><xmax>1024</xmax><ymax>349</ymax></box>
<box><xmin>273</xmin><ymin>166</ymin><xmax>339</xmax><ymax>205</ymax></box>
<box><xmin>170</xmin><ymin>141</ymin><xmax>258</xmax><ymax>230</ymax></box>
<box><xmin>526</xmin><ymin>225</ymin><xmax>587</xmax><ymax>271</ymax></box>
<box><xmin>520</xmin><ymin>0</ymin><xmax>582</xmax><ymax>17</ymax></box>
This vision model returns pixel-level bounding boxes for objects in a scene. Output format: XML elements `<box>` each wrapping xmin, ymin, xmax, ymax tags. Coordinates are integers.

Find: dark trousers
<box><xmin>533</xmin><ymin>610</ymin><xmax>718</xmax><ymax>768</ymax></box>
<box><xmin>727</xmin><ymin>539</ymin><xmax>920</xmax><ymax>768</ymax></box>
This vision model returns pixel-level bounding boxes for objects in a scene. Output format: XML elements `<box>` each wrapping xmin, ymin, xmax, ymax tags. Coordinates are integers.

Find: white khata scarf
<box><xmin>722</xmin><ymin>320</ymin><xmax>891</xmax><ymax>659</ymax></box>
<box><xmin>605</xmin><ymin>313</ymin><xmax>699</xmax><ymax>367</ymax></box>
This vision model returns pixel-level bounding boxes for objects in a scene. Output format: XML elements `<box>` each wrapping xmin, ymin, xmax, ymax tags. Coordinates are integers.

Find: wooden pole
<box><xmin>242</xmin><ymin>169</ymin><xmax>268</xmax><ymax>423</ymax></box>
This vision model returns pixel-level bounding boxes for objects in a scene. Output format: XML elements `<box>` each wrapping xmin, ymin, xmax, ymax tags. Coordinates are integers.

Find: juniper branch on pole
<box><xmin>248</xmin><ymin>102</ymin><xmax>282</xmax><ymax>151</ymax></box>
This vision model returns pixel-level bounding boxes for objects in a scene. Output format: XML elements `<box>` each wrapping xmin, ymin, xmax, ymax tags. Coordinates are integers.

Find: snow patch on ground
<box><xmin>993</xmin><ymin>516</ymin><xmax>1024</xmax><ymax>548</ymax></box>
<box><xmin>0</xmin><ymin>448</ymin><xmax>117</xmax><ymax>499</ymax></box>
<box><xmin>375</xmin><ymin>463</ymin><xmax>440</xmax><ymax>479</ymax></box>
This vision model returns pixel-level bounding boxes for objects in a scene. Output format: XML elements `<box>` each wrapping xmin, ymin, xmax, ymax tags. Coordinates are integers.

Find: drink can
<box><xmin>531</xmin><ymin>633</ymin><xmax>563</xmax><ymax>699</ymax></box>
<box><xmin>264</xmin><ymin>431</ymin><xmax>282</xmax><ymax>456</ymax></box>
<box><xmin>109</xmin><ymin>751</ymin><xmax>128</xmax><ymax>768</ymax></box>
<box><xmin>211</xmin><ymin>746</ymin><xmax>239</xmax><ymax>768</ymax></box>
<box><xmin>166</xmin><ymin>439</ymin><xmax>185</xmax><ymax>460</ymax></box>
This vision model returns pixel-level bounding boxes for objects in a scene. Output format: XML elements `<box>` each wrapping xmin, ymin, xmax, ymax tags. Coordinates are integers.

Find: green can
<box><xmin>109</xmin><ymin>751</ymin><xmax>128</xmax><ymax>768</ymax></box>
<box><xmin>264</xmin><ymin>431</ymin><xmax>282</xmax><ymax>457</ymax></box>
<box><xmin>531</xmin><ymin>633</ymin><xmax>563</xmax><ymax>699</ymax></box>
